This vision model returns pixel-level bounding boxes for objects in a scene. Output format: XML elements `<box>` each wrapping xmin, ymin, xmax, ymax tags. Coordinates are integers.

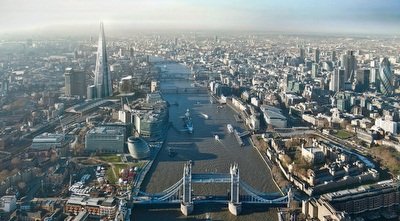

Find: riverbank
<box><xmin>131</xmin><ymin>141</ymin><xmax>164</xmax><ymax>197</ymax></box>
<box><xmin>224</xmin><ymin>97</ymin><xmax>287</xmax><ymax>193</ymax></box>
<box><xmin>250</xmin><ymin>135</ymin><xmax>287</xmax><ymax>194</ymax></box>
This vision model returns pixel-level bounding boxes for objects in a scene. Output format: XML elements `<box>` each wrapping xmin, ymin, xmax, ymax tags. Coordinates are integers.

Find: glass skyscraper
<box><xmin>379</xmin><ymin>57</ymin><xmax>393</xmax><ymax>96</ymax></box>
<box><xmin>91</xmin><ymin>22</ymin><xmax>113</xmax><ymax>99</ymax></box>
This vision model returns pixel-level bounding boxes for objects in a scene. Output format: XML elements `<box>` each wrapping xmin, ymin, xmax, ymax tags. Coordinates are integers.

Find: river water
<box><xmin>131</xmin><ymin>61</ymin><xmax>279</xmax><ymax>221</ymax></box>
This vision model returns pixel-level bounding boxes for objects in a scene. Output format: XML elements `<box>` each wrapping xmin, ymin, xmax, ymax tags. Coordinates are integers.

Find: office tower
<box><xmin>92</xmin><ymin>22</ymin><xmax>112</xmax><ymax>99</ymax></box>
<box><xmin>65</xmin><ymin>68</ymin><xmax>87</xmax><ymax>97</ymax></box>
<box><xmin>342</xmin><ymin>50</ymin><xmax>357</xmax><ymax>82</ymax></box>
<box><xmin>353</xmin><ymin>69</ymin><xmax>370</xmax><ymax>92</ymax></box>
<box><xmin>285</xmin><ymin>74</ymin><xmax>293</xmax><ymax>91</ymax></box>
<box><xmin>340</xmin><ymin>54</ymin><xmax>347</xmax><ymax>68</ymax></box>
<box><xmin>370</xmin><ymin>68</ymin><xmax>379</xmax><ymax>88</ymax></box>
<box><xmin>299</xmin><ymin>48</ymin><xmax>305</xmax><ymax>59</ymax></box>
<box><xmin>379</xmin><ymin>57</ymin><xmax>394</xmax><ymax>96</ymax></box>
<box><xmin>371</xmin><ymin>60</ymin><xmax>377</xmax><ymax>68</ymax></box>
<box><xmin>311</xmin><ymin>63</ymin><xmax>318</xmax><ymax>78</ymax></box>
<box><xmin>329</xmin><ymin>71</ymin><xmax>338</xmax><ymax>92</ymax></box>
<box><xmin>174</xmin><ymin>37</ymin><xmax>178</xmax><ymax>46</ymax></box>
<box><xmin>313</xmin><ymin>48</ymin><xmax>320</xmax><ymax>63</ymax></box>
<box><xmin>330</xmin><ymin>68</ymin><xmax>345</xmax><ymax>92</ymax></box>
<box><xmin>331</xmin><ymin>50</ymin><xmax>336</xmax><ymax>61</ymax></box>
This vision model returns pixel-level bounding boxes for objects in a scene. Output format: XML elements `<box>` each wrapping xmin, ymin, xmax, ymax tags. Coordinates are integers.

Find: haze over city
<box><xmin>1</xmin><ymin>0</ymin><xmax>400</xmax><ymax>35</ymax></box>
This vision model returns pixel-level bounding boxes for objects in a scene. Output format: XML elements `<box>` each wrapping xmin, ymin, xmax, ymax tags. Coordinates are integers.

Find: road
<box><xmin>277</xmin><ymin>129</ymin><xmax>370</xmax><ymax>154</ymax></box>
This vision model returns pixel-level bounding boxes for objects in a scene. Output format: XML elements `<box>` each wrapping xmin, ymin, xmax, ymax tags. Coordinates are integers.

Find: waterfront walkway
<box><xmin>131</xmin><ymin>141</ymin><xmax>164</xmax><ymax>199</ymax></box>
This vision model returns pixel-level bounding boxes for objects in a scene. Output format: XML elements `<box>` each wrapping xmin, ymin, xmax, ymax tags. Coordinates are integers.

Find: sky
<box><xmin>1</xmin><ymin>0</ymin><xmax>400</xmax><ymax>35</ymax></box>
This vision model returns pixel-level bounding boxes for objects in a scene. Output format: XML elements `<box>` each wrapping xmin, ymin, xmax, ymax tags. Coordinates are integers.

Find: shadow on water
<box><xmin>163</xmin><ymin>142</ymin><xmax>218</xmax><ymax>162</ymax></box>
<box><xmin>240</xmin><ymin>204</ymin><xmax>275</xmax><ymax>215</ymax></box>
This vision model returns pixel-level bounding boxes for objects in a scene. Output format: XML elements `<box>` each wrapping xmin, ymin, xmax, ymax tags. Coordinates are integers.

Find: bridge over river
<box><xmin>160</xmin><ymin>87</ymin><xmax>208</xmax><ymax>94</ymax></box>
<box><xmin>132</xmin><ymin>162</ymin><xmax>294</xmax><ymax>216</ymax></box>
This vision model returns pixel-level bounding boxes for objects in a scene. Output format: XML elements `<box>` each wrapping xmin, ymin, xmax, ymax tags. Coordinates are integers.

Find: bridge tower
<box><xmin>181</xmin><ymin>161</ymin><xmax>194</xmax><ymax>215</ymax></box>
<box><xmin>228</xmin><ymin>163</ymin><xmax>242</xmax><ymax>215</ymax></box>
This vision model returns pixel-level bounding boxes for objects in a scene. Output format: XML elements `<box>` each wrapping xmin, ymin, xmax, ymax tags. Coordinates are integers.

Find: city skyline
<box><xmin>1</xmin><ymin>0</ymin><xmax>400</xmax><ymax>35</ymax></box>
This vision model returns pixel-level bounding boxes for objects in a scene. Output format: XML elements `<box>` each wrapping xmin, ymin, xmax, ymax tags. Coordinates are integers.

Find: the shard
<box><xmin>93</xmin><ymin>22</ymin><xmax>113</xmax><ymax>98</ymax></box>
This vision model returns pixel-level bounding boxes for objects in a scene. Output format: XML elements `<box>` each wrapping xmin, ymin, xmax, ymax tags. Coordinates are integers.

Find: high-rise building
<box><xmin>311</xmin><ymin>63</ymin><xmax>319</xmax><ymax>78</ymax></box>
<box><xmin>370</xmin><ymin>68</ymin><xmax>379</xmax><ymax>86</ymax></box>
<box><xmin>331</xmin><ymin>50</ymin><xmax>336</xmax><ymax>61</ymax></box>
<box><xmin>299</xmin><ymin>48</ymin><xmax>305</xmax><ymax>59</ymax></box>
<box><xmin>313</xmin><ymin>48</ymin><xmax>320</xmax><ymax>63</ymax></box>
<box><xmin>340</xmin><ymin>51</ymin><xmax>357</xmax><ymax>82</ymax></box>
<box><xmin>379</xmin><ymin>57</ymin><xmax>394</xmax><ymax>96</ymax></box>
<box><xmin>91</xmin><ymin>22</ymin><xmax>112</xmax><ymax>99</ymax></box>
<box><xmin>353</xmin><ymin>69</ymin><xmax>370</xmax><ymax>92</ymax></box>
<box><xmin>65</xmin><ymin>68</ymin><xmax>86</xmax><ymax>97</ymax></box>
<box><xmin>340</xmin><ymin>54</ymin><xmax>347</xmax><ymax>69</ymax></box>
<box><xmin>329</xmin><ymin>68</ymin><xmax>345</xmax><ymax>92</ymax></box>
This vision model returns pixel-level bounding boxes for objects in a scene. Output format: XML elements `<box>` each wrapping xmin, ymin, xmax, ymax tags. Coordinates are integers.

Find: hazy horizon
<box><xmin>1</xmin><ymin>0</ymin><xmax>400</xmax><ymax>36</ymax></box>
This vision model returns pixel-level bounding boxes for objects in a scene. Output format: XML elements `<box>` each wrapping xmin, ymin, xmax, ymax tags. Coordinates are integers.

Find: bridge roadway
<box><xmin>191</xmin><ymin>174</ymin><xmax>231</xmax><ymax>183</ymax></box>
<box><xmin>132</xmin><ymin>197</ymin><xmax>288</xmax><ymax>206</ymax></box>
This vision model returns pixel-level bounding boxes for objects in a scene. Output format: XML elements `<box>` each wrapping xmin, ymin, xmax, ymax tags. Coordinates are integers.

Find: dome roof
<box><xmin>127</xmin><ymin>136</ymin><xmax>150</xmax><ymax>159</ymax></box>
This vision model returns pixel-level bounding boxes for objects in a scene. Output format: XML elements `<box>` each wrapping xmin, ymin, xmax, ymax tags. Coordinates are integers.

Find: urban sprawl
<box><xmin>0</xmin><ymin>24</ymin><xmax>400</xmax><ymax>221</ymax></box>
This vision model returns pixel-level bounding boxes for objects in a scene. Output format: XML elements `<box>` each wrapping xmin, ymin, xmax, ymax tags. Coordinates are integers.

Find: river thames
<box><xmin>131</xmin><ymin>61</ymin><xmax>280</xmax><ymax>220</ymax></box>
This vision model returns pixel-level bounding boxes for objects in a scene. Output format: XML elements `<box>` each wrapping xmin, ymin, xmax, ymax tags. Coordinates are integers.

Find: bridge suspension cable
<box><xmin>239</xmin><ymin>180</ymin><xmax>282</xmax><ymax>198</ymax></box>
<box><xmin>240</xmin><ymin>180</ymin><xmax>288</xmax><ymax>204</ymax></box>
<box><xmin>158</xmin><ymin>183</ymin><xmax>183</xmax><ymax>201</ymax></box>
<box><xmin>134</xmin><ymin>178</ymin><xmax>183</xmax><ymax>197</ymax></box>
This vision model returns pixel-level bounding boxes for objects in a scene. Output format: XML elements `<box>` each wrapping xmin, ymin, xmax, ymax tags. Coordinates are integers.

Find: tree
<box><xmin>323</xmin><ymin>118</ymin><xmax>330</xmax><ymax>128</ymax></box>
<box><xmin>11</xmin><ymin>157</ymin><xmax>22</xmax><ymax>168</ymax></box>
<box><xmin>50</xmin><ymin>152</ymin><xmax>58</xmax><ymax>163</ymax></box>
<box><xmin>285</xmin><ymin>138</ymin><xmax>302</xmax><ymax>149</ymax></box>
<box><xmin>281</xmin><ymin>154</ymin><xmax>293</xmax><ymax>167</ymax></box>
<box><xmin>48</xmin><ymin>167</ymin><xmax>55</xmax><ymax>174</ymax></box>
<box><xmin>340</xmin><ymin>120</ymin><xmax>349</xmax><ymax>130</ymax></box>
<box><xmin>0</xmin><ymin>169</ymin><xmax>10</xmax><ymax>179</ymax></box>
<box><xmin>18</xmin><ymin>182</ymin><xmax>26</xmax><ymax>190</ymax></box>
<box><xmin>11</xmin><ymin>168</ymin><xmax>20</xmax><ymax>175</ymax></box>
<box><xmin>34</xmin><ymin>168</ymin><xmax>42</xmax><ymax>176</ymax></box>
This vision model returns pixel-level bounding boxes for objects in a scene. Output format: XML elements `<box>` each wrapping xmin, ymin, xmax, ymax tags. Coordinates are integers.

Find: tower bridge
<box><xmin>132</xmin><ymin>162</ymin><xmax>294</xmax><ymax>216</ymax></box>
